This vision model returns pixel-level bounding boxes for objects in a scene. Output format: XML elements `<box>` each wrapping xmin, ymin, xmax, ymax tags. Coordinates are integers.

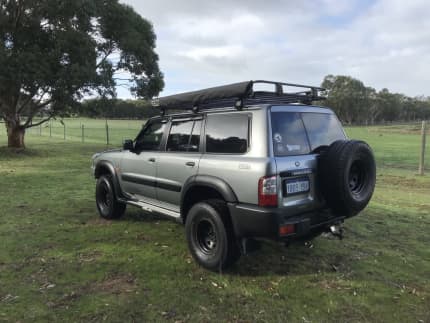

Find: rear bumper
<box><xmin>227</xmin><ymin>203</ymin><xmax>345</xmax><ymax>240</ymax></box>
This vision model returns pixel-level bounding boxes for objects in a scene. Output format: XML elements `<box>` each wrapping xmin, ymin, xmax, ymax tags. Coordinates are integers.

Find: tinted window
<box><xmin>301</xmin><ymin>113</ymin><xmax>345</xmax><ymax>151</ymax></box>
<box><xmin>135</xmin><ymin>120</ymin><xmax>166</xmax><ymax>151</ymax></box>
<box><xmin>271</xmin><ymin>111</ymin><xmax>346</xmax><ymax>156</ymax></box>
<box><xmin>166</xmin><ymin>120</ymin><xmax>201</xmax><ymax>152</ymax></box>
<box><xmin>271</xmin><ymin>112</ymin><xmax>310</xmax><ymax>156</ymax></box>
<box><xmin>206</xmin><ymin>114</ymin><xmax>249</xmax><ymax>153</ymax></box>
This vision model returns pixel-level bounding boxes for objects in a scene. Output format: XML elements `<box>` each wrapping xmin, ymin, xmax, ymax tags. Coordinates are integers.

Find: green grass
<box><xmin>0</xmin><ymin>122</ymin><xmax>429</xmax><ymax>322</ymax></box>
<box><xmin>347</xmin><ymin>125</ymin><xmax>429</xmax><ymax>169</ymax></box>
<box><xmin>1</xmin><ymin>118</ymin><xmax>145</xmax><ymax>146</ymax></box>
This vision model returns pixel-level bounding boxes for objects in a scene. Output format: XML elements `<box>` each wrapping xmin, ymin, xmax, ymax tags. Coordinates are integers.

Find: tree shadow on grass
<box><xmin>226</xmin><ymin>236</ymin><xmax>351</xmax><ymax>277</ymax></box>
<box><xmin>122</xmin><ymin>208</ymin><xmax>172</xmax><ymax>223</ymax></box>
<box><xmin>0</xmin><ymin>146</ymin><xmax>48</xmax><ymax>160</ymax></box>
<box><xmin>91</xmin><ymin>207</ymin><xmax>350</xmax><ymax>277</ymax></box>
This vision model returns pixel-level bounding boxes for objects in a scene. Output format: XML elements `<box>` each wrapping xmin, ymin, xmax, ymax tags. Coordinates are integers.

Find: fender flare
<box><xmin>180</xmin><ymin>175</ymin><xmax>238</xmax><ymax>216</ymax></box>
<box><xmin>94</xmin><ymin>160</ymin><xmax>124</xmax><ymax>200</ymax></box>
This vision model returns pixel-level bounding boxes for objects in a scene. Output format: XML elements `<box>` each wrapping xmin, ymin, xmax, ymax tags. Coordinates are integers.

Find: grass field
<box><xmin>0</xmin><ymin>121</ymin><xmax>429</xmax><ymax>322</ymax></box>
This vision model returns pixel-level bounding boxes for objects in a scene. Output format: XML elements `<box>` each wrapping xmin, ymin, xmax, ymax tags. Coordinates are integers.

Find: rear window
<box><xmin>205</xmin><ymin>114</ymin><xmax>249</xmax><ymax>154</ymax></box>
<box><xmin>271</xmin><ymin>111</ymin><xmax>345</xmax><ymax>156</ymax></box>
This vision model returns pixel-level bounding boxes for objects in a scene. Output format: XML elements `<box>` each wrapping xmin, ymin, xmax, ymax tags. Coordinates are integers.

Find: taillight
<box><xmin>258</xmin><ymin>175</ymin><xmax>278</xmax><ymax>207</ymax></box>
<box><xmin>279</xmin><ymin>224</ymin><xmax>295</xmax><ymax>236</ymax></box>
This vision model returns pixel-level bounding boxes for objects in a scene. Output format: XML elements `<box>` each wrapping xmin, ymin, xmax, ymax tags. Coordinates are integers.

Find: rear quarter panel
<box><xmin>198</xmin><ymin>108</ymin><xmax>275</xmax><ymax>204</ymax></box>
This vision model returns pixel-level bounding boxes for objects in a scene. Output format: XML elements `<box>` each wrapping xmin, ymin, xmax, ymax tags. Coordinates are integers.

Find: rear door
<box><xmin>119</xmin><ymin>119</ymin><xmax>168</xmax><ymax>199</ymax></box>
<box><xmin>156</xmin><ymin>117</ymin><xmax>203</xmax><ymax>207</ymax></box>
<box><xmin>270</xmin><ymin>106</ymin><xmax>346</xmax><ymax>215</ymax></box>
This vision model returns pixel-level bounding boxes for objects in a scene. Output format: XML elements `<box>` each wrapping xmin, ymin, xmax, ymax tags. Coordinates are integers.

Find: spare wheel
<box><xmin>318</xmin><ymin>140</ymin><xmax>376</xmax><ymax>217</ymax></box>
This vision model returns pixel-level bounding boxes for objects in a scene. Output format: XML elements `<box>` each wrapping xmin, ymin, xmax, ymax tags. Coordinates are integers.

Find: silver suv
<box><xmin>91</xmin><ymin>80</ymin><xmax>376</xmax><ymax>271</ymax></box>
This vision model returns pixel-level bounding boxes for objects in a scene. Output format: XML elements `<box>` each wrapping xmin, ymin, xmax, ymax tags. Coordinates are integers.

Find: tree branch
<box><xmin>22</xmin><ymin>99</ymin><xmax>53</xmax><ymax>127</ymax></box>
<box><xmin>12</xmin><ymin>89</ymin><xmax>22</xmax><ymax>112</ymax></box>
<box><xmin>36</xmin><ymin>98</ymin><xmax>54</xmax><ymax>109</ymax></box>
<box><xmin>25</xmin><ymin>115</ymin><xmax>53</xmax><ymax>129</ymax></box>
<box><xmin>17</xmin><ymin>90</ymin><xmax>38</xmax><ymax>114</ymax></box>
<box><xmin>96</xmin><ymin>44</ymin><xmax>114</xmax><ymax>69</ymax></box>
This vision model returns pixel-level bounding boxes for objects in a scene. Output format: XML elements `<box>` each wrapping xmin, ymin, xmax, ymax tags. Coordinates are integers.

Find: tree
<box><xmin>76</xmin><ymin>98</ymin><xmax>159</xmax><ymax>119</ymax></box>
<box><xmin>374</xmin><ymin>89</ymin><xmax>404</xmax><ymax>122</ymax></box>
<box><xmin>321</xmin><ymin>74</ymin><xmax>430</xmax><ymax>124</ymax></box>
<box><xmin>0</xmin><ymin>0</ymin><xmax>164</xmax><ymax>148</ymax></box>
<box><xmin>321</xmin><ymin>75</ymin><xmax>371</xmax><ymax>124</ymax></box>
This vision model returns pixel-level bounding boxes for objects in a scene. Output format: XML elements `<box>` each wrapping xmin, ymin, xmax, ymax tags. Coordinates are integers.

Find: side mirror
<box><xmin>123</xmin><ymin>139</ymin><xmax>134</xmax><ymax>151</ymax></box>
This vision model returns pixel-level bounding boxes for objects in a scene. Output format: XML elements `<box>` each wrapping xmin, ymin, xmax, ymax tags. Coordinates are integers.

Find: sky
<box><xmin>119</xmin><ymin>0</ymin><xmax>430</xmax><ymax>98</ymax></box>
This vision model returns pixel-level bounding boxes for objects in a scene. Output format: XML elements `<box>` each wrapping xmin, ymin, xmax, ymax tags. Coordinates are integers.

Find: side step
<box><xmin>126</xmin><ymin>200</ymin><xmax>181</xmax><ymax>220</ymax></box>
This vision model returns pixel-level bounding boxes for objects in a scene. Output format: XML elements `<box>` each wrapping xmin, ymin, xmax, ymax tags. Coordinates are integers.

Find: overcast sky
<box><xmin>120</xmin><ymin>0</ymin><xmax>430</xmax><ymax>98</ymax></box>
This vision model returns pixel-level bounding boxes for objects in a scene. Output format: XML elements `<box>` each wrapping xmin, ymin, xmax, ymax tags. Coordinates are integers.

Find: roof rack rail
<box><xmin>152</xmin><ymin>80</ymin><xmax>326</xmax><ymax>112</ymax></box>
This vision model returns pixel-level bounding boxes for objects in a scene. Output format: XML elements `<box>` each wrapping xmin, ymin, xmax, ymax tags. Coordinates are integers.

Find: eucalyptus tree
<box><xmin>0</xmin><ymin>0</ymin><xmax>163</xmax><ymax>147</ymax></box>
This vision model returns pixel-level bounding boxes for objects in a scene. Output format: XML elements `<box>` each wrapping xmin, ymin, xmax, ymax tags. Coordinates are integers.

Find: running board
<box><xmin>126</xmin><ymin>200</ymin><xmax>181</xmax><ymax>220</ymax></box>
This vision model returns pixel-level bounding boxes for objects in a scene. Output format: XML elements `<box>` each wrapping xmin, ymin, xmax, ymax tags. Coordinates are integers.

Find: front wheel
<box><xmin>185</xmin><ymin>200</ymin><xmax>240</xmax><ymax>271</ymax></box>
<box><xmin>96</xmin><ymin>175</ymin><xmax>126</xmax><ymax>219</ymax></box>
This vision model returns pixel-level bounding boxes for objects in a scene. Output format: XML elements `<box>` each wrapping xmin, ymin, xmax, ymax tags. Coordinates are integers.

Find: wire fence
<box><xmin>0</xmin><ymin>119</ymin><xmax>428</xmax><ymax>172</ymax></box>
<box><xmin>0</xmin><ymin>119</ymin><xmax>145</xmax><ymax>146</ymax></box>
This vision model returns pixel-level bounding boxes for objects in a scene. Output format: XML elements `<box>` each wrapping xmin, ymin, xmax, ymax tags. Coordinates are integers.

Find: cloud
<box><xmin>119</xmin><ymin>0</ymin><xmax>430</xmax><ymax>97</ymax></box>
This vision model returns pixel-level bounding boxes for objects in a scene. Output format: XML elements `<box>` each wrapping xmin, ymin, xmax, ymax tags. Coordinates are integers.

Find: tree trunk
<box><xmin>6</xmin><ymin>123</ymin><xmax>26</xmax><ymax>148</ymax></box>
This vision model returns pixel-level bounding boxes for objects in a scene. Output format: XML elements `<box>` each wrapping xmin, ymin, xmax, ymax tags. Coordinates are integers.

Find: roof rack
<box><xmin>152</xmin><ymin>80</ymin><xmax>326</xmax><ymax>112</ymax></box>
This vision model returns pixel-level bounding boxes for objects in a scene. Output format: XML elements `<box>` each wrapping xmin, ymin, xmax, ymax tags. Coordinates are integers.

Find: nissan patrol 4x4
<box><xmin>91</xmin><ymin>80</ymin><xmax>376</xmax><ymax>271</ymax></box>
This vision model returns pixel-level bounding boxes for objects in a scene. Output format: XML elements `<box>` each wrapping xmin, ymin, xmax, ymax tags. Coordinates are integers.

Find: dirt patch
<box><xmin>377</xmin><ymin>174</ymin><xmax>430</xmax><ymax>190</ymax></box>
<box><xmin>89</xmin><ymin>273</ymin><xmax>137</xmax><ymax>294</ymax></box>
<box><xmin>84</xmin><ymin>218</ymin><xmax>113</xmax><ymax>226</ymax></box>
<box><xmin>78</xmin><ymin>250</ymin><xmax>103</xmax><ymax>263</ymax></box>
<box><xmin>318</xmin><ymin>279</ymin><xmax>351</xmax><ymax>290</ymax></box>
<box><xmin>47</xmin><ymin>273</ymin><xmax>137</xmax><ymax>309</ymax></box>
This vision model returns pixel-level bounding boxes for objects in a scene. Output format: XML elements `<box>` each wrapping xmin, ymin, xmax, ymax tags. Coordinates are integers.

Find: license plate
<box><xmin>284</xmin><ymin>177</ymin><xmax>310</xmax><ymax>195</ymax></box>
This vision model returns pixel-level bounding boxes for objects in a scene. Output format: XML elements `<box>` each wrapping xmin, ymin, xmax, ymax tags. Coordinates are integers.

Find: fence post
<box><xmin>81</xmin><ymin>124</ymin><xmax>85</xmax><ymax>143</ymax></box>
<box><xmin>63</xmin><ymin>123</ymin><xmax>66</xmax><ymax>140</ymax></box>
<box><xmin>39</xmin><ymin>124</ymin><xmax>42</xmax><ymax>136</ymax></box>
<box><xmin>419</xmin><ymin>120</ymin><xmax>426</xmax><ymax>175</ymax></box>
<box><xmin>49</xmin><ymin>122</ymin><xmax>52</xmax><ymax>137</ymax></box>
<box><xmin>105</xmin><ymin>121</ymin><xmax>109</xmax><ymax>146</ymax></box>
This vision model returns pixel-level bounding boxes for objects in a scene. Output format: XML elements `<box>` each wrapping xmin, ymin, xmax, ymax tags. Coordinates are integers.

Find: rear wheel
<box><xmin>96</xmin><ymin>175</ymin><xmax>126</xmax><ymax>219</ymax></box>
<box><xmin>185</xmin><ymin>199</ymin><xmax>240</xmax><ymax>271</ymax></box>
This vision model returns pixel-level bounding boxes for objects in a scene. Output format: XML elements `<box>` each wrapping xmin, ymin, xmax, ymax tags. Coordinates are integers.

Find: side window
<box><xmin>205</xmin><ymin>114</ymin><xmax>249</xmax><ymax>154</ymax></box>
<box><xmin>166</xmin><ymin>119</ymin><xmax>202</xmax><ymax>152</ymax></box>
<box><xmin>135</xmin><ymin>120</ymin><xmax>166</xmax><ymax>151</ymax></box>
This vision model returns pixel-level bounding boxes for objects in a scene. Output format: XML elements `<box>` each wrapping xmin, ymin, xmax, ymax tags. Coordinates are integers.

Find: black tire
<box><xmin>319</xmin><ymin>140</ymin><xmax>376</xmax><ymax>217</ymax></box>
<box><xmin>185</xmin><ymin>199</ymin><xmax>240</xmax><ymax>271</ymax></box>
<box><xmin>96</xmin><ymin>175</ymin><xmax>126</xmax><ymax>219</ymax></box>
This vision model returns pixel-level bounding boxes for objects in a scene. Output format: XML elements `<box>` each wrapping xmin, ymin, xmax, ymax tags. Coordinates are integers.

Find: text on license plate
<box><xmin>285</xmin><ymin>177</ymin><xmax>310</xmax><ymax>195</ymax></box>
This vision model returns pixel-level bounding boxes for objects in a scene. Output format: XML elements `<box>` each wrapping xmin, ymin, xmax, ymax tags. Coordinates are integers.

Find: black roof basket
<box><xmin>152</xmin><ymin>80</ymin><xmax>326</xmax><ymax>112</ymax></box>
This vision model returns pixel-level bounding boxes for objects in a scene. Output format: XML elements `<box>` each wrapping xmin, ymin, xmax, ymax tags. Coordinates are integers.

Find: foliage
<box><xmin>71</xmin><ymin>74</ymin><xmax>430</xmax><ymax>125</ymax></box>
<box><xmin>0</xmin><ymin>128</ymin><xmax>429</xmax><ymax>321</ymax></box>
<box><xmin>75</xmin><ymin>99</ymin><xmax>159</xmax><ymax>119</ymax></box>
<box><xmin>321</xmin><ymin>75</ymin><xmax>430</xmax><ymax>125</ymax></box>
<box><xmin>0</xmin><ymin>0</ymin><xmax>163</xmax><ymax>147</ymax></box>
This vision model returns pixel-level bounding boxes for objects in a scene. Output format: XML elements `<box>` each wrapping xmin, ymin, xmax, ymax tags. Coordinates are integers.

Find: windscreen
<box><xmin>271</xmin><ymin>111</ymin><xmax>346</xmax><ymax>156</ymax></box>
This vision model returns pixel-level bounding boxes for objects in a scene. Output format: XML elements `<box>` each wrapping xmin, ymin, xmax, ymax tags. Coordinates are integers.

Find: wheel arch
<box><xmin>180</xmin><ymin>175</ymin><xmax>238</xmax><ymax>223</ymax></box>
<box><xmin>94</xmin><ymin>160</ymin><xmax>124</xmax><ymax>200</ymax></box>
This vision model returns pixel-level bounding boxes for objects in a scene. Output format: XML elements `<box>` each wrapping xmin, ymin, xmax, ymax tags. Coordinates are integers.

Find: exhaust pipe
<box><xmin>329</xmin><ymin>224</ymin><xmax>343</xmax><ymax>240</ymax></box>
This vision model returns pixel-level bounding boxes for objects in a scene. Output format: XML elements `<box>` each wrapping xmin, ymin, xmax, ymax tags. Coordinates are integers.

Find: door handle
<box><xmin>185</xmin><ymin>161</ymin><xmax>195</xmax><ymax>167</ymax></box>
<box><xmin>148</xmin><ymin>157</ymin><xmax>156</xmax><ymax>162</ymax></box>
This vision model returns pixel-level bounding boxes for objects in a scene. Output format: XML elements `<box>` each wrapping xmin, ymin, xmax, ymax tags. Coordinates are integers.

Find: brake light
<box><xmin>258</xmin><ymin>175</ymin><xmax>278</xmax><ymax>207</ymax></box>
